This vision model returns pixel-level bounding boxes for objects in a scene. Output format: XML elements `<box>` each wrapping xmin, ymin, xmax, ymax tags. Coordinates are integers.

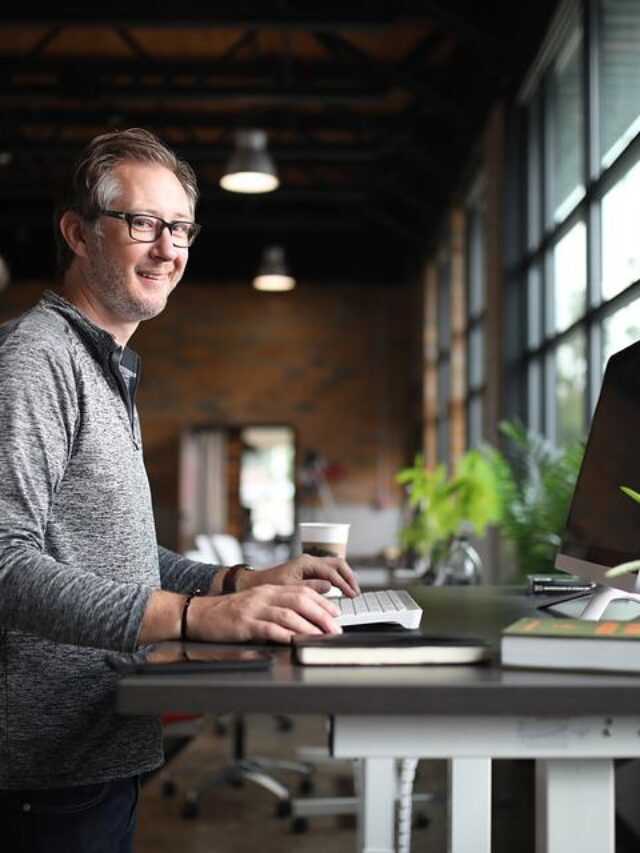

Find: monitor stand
<box><xmin>543</xmin><ymin>584</ymin><xmax>640</xmax><ymax>621</ymax></box>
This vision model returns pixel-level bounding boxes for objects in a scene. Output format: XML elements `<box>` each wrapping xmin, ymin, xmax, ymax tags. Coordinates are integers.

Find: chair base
<box><xmin>181</xmin><ymin>756</ymin><xmax>315</xmax><ymax>819</ymax></box>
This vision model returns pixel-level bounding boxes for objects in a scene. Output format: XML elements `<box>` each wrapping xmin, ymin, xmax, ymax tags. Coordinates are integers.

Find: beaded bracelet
<box><xmin>180</xmin><ymin>589</ymin><xmax>202</xmax><ymax>642</ymax></box>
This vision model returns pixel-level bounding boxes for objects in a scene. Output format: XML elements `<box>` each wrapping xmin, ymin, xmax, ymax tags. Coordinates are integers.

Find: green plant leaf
<box><xmin>621</xmin><ymin>485</ymin><xmax>640</xmax><ymax>505</ymax></box>
<box><xmin>605</xmin><ymin>559</ymin><xmax>640</xmax><ymax>578</ymax></box>
<box><xmin>479</xmin><ymin>419</ymin><xmax>584</xmax><ymax>579</ymax></box>
<box><xmin>395</xmin><ymin>447</ymin><xmax>504</xmax><ymax>561</ymax></box>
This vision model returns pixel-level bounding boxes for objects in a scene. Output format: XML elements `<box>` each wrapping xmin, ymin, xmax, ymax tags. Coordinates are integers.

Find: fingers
<box><xmin>303</xmin><ymin>579</ymin><xmax>334</xmax><ymax>594</ymax></box>
<box><xmin>249</xmin><ymin>555</ymin><xmax>361</xmax><ymax>597</ymax></box>
<box><xmin>191</xmin><ymin>584</ymin><xmax>342</xmax><ymax>644</ymax></box>
<box><xmin>262</xmin><ymin>602</ymin><xmax>341</xmax><ymax>637</ymax></box>
<box><xmin>299</xmin><ymin>555</ymin><xmax>361</xmax><ymax>597</ymax></box>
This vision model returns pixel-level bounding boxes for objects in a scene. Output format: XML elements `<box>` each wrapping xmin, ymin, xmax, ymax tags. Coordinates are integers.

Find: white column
<box><xmin>535</xmin><ymin>759</ymin><xmax>614</xmax><ymax>853</ymax></box>
<box><xmin>356</xmin><ymin>757</ymin><xmax>396</xmax><ymax>853</ymax></box>
<box><xmin>448</xmin><ymin>757</ymin><xmax>492</xmax><ymax>853</ymax></box>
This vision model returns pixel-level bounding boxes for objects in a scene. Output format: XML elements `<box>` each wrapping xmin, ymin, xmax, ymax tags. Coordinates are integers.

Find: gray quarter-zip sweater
<box><xmin>0</xmin><ymin>290</ymin><xmax>219</xmax><ymax>788</ymax></box>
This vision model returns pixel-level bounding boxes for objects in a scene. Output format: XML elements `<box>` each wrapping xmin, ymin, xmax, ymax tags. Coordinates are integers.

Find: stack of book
<box><xmin>501</xmin><ymin>616</ymin><xmax>640</xmax><ymax>673</ymax></box>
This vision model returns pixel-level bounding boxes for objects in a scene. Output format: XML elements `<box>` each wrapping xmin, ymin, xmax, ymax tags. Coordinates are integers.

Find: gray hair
<box><xmin>54</xmin><ymin>128</ymin><xmax>199</xmax><ymax>278</ymax></box>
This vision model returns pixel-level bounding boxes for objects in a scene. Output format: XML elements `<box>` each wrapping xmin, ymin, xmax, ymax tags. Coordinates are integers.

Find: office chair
<box><xmin>181</xmin><ymin>715</ymin><xmax>315</xmax><ymax>819</ymax></box>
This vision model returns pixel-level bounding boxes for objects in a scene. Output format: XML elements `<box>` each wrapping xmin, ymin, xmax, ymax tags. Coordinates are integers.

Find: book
<box><xmin>291</xmin><ymin>631</ymin><xmax>491</xmax><ymax>666</ymax></box>
<box><xmin>501</xmin><ymin>616</ymin><xmax>640</xmax><ymax>673</ymax></box>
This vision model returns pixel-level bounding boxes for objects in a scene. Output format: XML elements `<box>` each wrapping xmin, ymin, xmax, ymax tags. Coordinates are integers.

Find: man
<box><xmin>0</xmin><ymin>128</ymin><xmax>359</xmax><ymax>852</ymax></box>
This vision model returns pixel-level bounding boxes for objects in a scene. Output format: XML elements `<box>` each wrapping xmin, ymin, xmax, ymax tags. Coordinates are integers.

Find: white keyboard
<box><xmin>334</xmin><ymin>589</ymin><xmax>423</xmax><ymax>629</ymax></box>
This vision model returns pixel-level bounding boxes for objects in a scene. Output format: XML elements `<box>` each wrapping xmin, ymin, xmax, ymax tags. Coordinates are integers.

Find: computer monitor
<box><xmin>554</xmin><ymin>338</ymin><xmax>640</xmax><ymax>620</ymax></box>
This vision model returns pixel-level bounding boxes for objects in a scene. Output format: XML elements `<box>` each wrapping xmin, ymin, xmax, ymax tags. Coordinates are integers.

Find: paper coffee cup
<box><xmin>300</xmin><ymin>522</ymin><xmax>350</xmax><ymax>559</ymax></box>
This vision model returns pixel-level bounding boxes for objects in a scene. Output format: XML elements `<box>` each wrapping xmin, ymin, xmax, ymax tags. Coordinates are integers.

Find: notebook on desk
<box><xmin>333</xmin><ymin>589</ymin><xmax>423</xmax><ymax>630</ymax></box>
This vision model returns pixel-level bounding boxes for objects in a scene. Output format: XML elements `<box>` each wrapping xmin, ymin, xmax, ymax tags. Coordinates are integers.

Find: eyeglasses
<box><xmin>98</xmin><ymin>210</ymin><xmax>201</xmax><ymax>248</ymax></box>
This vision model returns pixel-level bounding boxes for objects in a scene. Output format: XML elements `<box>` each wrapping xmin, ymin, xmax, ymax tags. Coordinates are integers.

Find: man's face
<box><xmin>83</xmin><ymin>161</ymin><xmax>192</xmax><ymax>325</ymax></box>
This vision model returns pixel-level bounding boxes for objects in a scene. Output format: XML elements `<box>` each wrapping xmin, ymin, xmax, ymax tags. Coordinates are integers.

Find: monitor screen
<box><xmin>555</xmin><ymin>339</ymin><xmax>640</xmax><ymax>598</ymax></box>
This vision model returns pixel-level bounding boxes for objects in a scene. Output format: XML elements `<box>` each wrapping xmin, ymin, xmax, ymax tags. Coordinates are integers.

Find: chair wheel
<box><xmin>181</xmin><ymin>799</ymin><xmax>199</xmax><ymax>820</ymax></box>
<box><xmin>298</xmin><ymin>777</ymin><xmax>314</xmax><ymax>795</ymax></box>
<box><xmin>276</xmin><ymin>799</ymin><xmax>292</xmax><ymax>818</ymax></box>
<box><xmin>291</xmin><ymin>817</ymin><xmax>309</xmax><ymax>833</ymax></box>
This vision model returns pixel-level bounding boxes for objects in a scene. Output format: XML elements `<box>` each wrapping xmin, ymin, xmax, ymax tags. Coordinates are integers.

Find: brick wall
<box><xmin>0</xmin><ymin>279</ymin><xmax>418</xmax><ymax>550</ymax></box>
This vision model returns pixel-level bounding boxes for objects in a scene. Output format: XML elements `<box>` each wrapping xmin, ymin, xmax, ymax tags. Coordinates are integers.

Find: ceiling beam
<box><xmin>411</xmin><ymin>2</ymin><xmax>503</xmax><ymax>54</ymax></box>
<box><xmin>0</xmin><ymin>82</ymin><xmax>389</xmax><ymax>104</ymax></box>
<box><xmin>0</xmin><ymin>106</ymin><xmax>413</xmax><ymax>135</ymax></box>
<box><xmin>0</xmin><ymin>141</ymin><xmax>382</xmax><ymax>163</ymax></box>
<box><xmin>312</xmin><ymin>29</ymin><xmax>467</xmax><ymax>124</ymax></box>
<box><xmin>0</xmin><ymin>5</ymin><xmax>404</xmax><ymax>30</ymax></box>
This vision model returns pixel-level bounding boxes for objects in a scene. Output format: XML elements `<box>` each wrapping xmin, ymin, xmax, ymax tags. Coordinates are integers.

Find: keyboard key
<box><xmin>334</xmin><ymin>589</ymin><xmax>422</xmax><ymax>629</ymax></box>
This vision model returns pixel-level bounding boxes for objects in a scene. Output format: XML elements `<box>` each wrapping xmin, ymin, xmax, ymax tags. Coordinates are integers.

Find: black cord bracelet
<box><xmin>180</xmin><ymin>589</ymin><xmax>202</xmax><ymax>643</ymax></box>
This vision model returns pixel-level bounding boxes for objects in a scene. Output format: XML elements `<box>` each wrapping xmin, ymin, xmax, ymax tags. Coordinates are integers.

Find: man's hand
<box><xmin>237</xmin><ymin>554</ymin><xmax>360</xmax><ymax>598</ymax></box>
<box><xmin>139</xmin><ymin>554</ymin><xmax>361</xmax><ymax>647</ymax></box>
<box><xmin>187</xmin><ymin>584</ymin><xmax>343</xmax><ymax>644</ymax></box>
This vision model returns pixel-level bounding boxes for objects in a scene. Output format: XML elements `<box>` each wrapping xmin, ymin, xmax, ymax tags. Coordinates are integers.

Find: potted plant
<box><xmin>395</xmin><ymin>448</ymin><xmax>501</xmax><ymax>581</ymax></box>
<box><xmin>482</xmin><ymin>420</ymin><xmax>584</xmax><ymax>581</ymax></box>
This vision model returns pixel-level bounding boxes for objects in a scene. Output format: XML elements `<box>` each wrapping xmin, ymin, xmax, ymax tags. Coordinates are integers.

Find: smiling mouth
<box><xmin>138</xmin><ymin>270</ymin><xmax>169</xmax><ymax>281</ymax></box>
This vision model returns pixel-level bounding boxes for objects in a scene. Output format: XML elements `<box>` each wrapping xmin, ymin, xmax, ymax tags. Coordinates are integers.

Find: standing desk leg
<box><xmin>448</xmin><ymin>757</ymin><xmax>492</xmax><ymax>853</ymax></box>
<box><xmin>356</xmin><ymin>757</ymin><xmax>396</xmax><ymax>853</ymax></box>
<box><xmin>535</xmin><ymin>759</ymin><xmax>614</xmax><ymax>853</ymax></box>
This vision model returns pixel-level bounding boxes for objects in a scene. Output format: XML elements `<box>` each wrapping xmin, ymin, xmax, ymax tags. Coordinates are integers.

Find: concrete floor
<box><xmin>134</xmin><ymin>714</ymin><xmax>446</xmax><ymax>853</ymax></box>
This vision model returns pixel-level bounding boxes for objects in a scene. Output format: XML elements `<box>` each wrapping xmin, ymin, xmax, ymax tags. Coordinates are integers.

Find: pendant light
<box><xmin>252</xmin><ymin>246</ymin><xmax>296</xmax><ymax>292</ymax></box>
<box><xmin>220</xmin><ymin>129</ymin><xmax>279</xmax><ymax>194</ymax></box>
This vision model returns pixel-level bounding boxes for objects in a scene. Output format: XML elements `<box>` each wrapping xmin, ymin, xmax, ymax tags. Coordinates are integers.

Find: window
<box><xmin>602</xmin><ymin>293</ymin><xmax>640</xmax><ymax>364</ymax></box>
<box><xmin>436</xmin><ymin>248</ymin><xmax>451</xmax><ymax>462</ymax></box>
<box><xmin>600</xmin><ymin>159</ymin><xmax>640</xmax><ymax>300</ymax></box>
<box><xmin>551</xmin><ymin>220</ymin><xmax>587</xmax><ymax>333</ymax></box>
<box><xmin>552</xmin><ymin>331</ymin><xmax>587</xmax><ymax>445</ymax></box>
<box><xmin>546</xmin><ymin>28</ymin><xmax>585</xmax><ymax>223</ymax></box>
<box><xmin>599</xmin><ymin>0</ymin><xmax>640</xmax><ymax>167</ymax></box>
<box><xmin>509</xmin><ymin>0</ymin><xmax>640</xmax><ymax>448</ymax></box>
<box><xmin>465</xmin><ymin>178</ymin><xmax>486</xmax><ymax>449</ymax></box>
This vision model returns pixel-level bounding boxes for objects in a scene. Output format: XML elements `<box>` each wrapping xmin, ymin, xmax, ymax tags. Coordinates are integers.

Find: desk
<box><xmin>117</xmin><ymin>585</ymin><xmax>640</xmax><ymax>853</ymax></box>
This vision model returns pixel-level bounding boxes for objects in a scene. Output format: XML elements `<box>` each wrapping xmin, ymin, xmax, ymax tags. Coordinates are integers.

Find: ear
<box><xmin>59</xmin><ymin>211</ymin><xmax>90</xmax><ymax>259</ymax></box>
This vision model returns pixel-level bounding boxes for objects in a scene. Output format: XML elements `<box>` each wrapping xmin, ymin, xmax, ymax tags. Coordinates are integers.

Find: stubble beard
<box><xmin>87</xmin><ymin>240</ymin><xmax>176</xmax><ymax>323</ymax></box>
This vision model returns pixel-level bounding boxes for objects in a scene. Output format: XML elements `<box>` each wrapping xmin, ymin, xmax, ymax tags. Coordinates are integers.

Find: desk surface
<box><xmin>117</xmin><ymin>585</ymin><xmax>640</xmax><ymax>718</ymax></box>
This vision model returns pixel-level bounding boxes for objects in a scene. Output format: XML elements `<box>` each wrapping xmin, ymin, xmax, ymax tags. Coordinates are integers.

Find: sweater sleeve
<box><xmin>158</xmin><ymin>545</ymin><xmax>222</xmax><ymax>593</ymax></box>
<box><xmin>0</xmin><ymin>327</ymin><xmax>154</xmax><ymax>652</ymax></box>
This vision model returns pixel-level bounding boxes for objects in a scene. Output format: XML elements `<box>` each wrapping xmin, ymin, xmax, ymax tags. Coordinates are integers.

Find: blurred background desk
<box><xmin>353</xmin><ymin>564</ymin><xmax>395</xmax><ymax>588</ymax></box>
<box><xmin>118</xmin><ymin>586</ymin><xmax>640</xmax><ymax>853</ymax></box>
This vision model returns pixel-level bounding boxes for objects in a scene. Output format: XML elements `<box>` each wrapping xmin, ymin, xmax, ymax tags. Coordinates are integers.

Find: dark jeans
<box><xmin>0</xmin><ymin>776</ymin><xmax>140</xmax><ymax>853</ymax></box>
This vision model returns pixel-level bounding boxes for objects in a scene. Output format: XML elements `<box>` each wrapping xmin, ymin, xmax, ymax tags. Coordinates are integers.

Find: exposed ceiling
<box><xmin>0</xmin><ymin>2</ymin><xmax>557</xmax><ymax>286</ymax></box>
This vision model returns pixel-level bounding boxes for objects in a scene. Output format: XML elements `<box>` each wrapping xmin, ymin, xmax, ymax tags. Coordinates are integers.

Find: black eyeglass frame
<box><xmin>98</xmin><ymin>209</ymin><xmax>201</xmax><ymax>248</ymax></box>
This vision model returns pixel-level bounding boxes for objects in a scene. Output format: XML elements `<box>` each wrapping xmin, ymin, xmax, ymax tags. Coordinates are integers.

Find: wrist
<box><xmin>137</xmin><ymin>590</ymin><xmax>187</xmax><ymax>646</ymax></box>
<box><xmin>180</xmin><ymin>589</ymin><xmax>203</xmax><ymax>642</ymax></box>
<box><xmin>222</xmin><ymin>563</ymin><xmax>255</xmax><ymax>593</ymax></box>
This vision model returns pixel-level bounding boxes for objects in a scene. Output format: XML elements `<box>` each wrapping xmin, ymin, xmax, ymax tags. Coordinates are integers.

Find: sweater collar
<box><xmin>40</xmin><ymin>289</ymin><xmax>138</xmax><ymax>366</ymax></box>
